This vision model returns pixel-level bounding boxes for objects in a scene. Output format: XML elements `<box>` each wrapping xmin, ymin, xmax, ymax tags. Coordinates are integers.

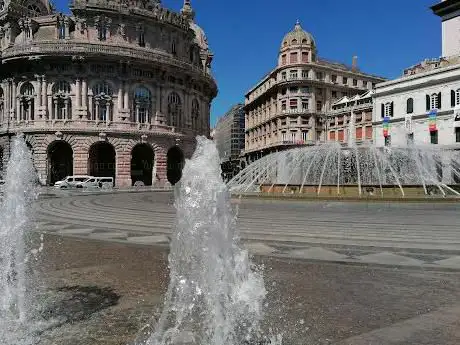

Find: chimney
<box><xmin>352</xmin><ymin>55</ymin><xmax>358</xmax><ymax>70</ymax></box>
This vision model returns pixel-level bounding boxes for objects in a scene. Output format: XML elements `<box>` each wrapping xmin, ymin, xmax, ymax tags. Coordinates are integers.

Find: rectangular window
<box><xmin>430</xmin><ymin>130</ymin><xmax>438</xmax><ymax>144</ymax></box>
<box><xmin>343</xmin><ymin>77</ymin><xmax>348</xmax><ymax>85</ymax></box>
<box><xmin>331</xmin><ymin>75</ymin><xmax>337</xmax><ymax>83</ymax></box>
<box><xmin>331</xmin><ymin>91</ymin><xmax>337</xmax><ymax>98</ymax></box>
<box><xmin>302</xmin><ymin>131</ymin><xmax>308</xmax><ymax>142</ymax></box>
<box><xmin>316</xmin><ymin>101</ymin><xmax>322</xmax><ymax>112</ymax></box>
<box><xmin>329</xmin><ymin>131</ymin><xmax>336</xmax><ymax>141</ymax></box>
<box><xmin>281</xmin><ymin>132</ymin><xmax>287</xmax><ymax>141</ymax></box>
<box><xmin>281</xmin><ymin>100</ymin><xmax>286</xmax><ymax>111</ymax></box>
<box><xmin>385</xmin><ymin>135</ymin><xmax>391</xmax><ymax>147</ymax></box>
<box><xmin>289</xmin><ymin>87</ymin><xmax>298</xmax><ymax>93</ymax></box>
<box><xmin>353</xmin><ymin>79</ymin><xmax>358</xmax><ymax>86</ymax></box>
<box><xmin>356</xmin><ymin>127</ymin><xmax>363</xmax><ymax>139</ymax></box>
<box><xmin>365</xmin><ymin>126</ymin><xmax>373</xmax><ymax>139</ymax></box>
<box><xmin>456</xmin><ymin>127</ymin><xmax>460</xmax><ymax>143</ymax></box>
<box><xmin>362</xmin><ymin>80</ymin><xmax>368</xmax><ymax>88</ymax></box>
<box><xmin>138</xmin><ymin>32</ymin><xmax>145</xmax><ymax>47</ymax></box>
<box><xmin>290</xmin><ymin>132</ymin><xmax>296</xmax><ymax>142</ymax></box>
<box><xmin>290</xmin><ymin>70</ymin><xmax>298</xmax><ymax>79</ymax></box>
<box><xmin>316</xmin><ymin>71</ymin><xmax>323</xmax><ymax>80</ymax></box>
<box><xmin>302</xmin><ymin>99</ymin><xmax>309</xmax><ymax>110</ymax></box>
<box><xmin>281</xmin><ymin>72</ymin><xmax>287</xmax><ymax>80</ymax></box>
<box><xmin>338</xmin><ymin>130</ymin><xmax>344</xmax><ymax>142</ymax></box>
<box><xmin>301</xmin><ymin>70</ymin><xmax>308</xmax><ymax>78</ymax></box>
<box><xmin>290</xmin><ymin>52</ymin><xmax>298</xmax><ymax>63</ymax></box>
<box><xmin>281</xmin><ymin>54</ymin><xmax>287</xmax><ymax>65</ymax></box>
<box><xmin>289</xmin><ymin>99</ymin><xmax>298</xmax><ymax>109</ymax></box>
<box><xmin>301</xmin><ymin>52</ymin><xmax>308</xmax><ymax>62</ymax></box>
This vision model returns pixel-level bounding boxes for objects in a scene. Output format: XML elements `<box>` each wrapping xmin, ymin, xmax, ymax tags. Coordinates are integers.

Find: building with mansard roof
<box><xmin>243</xmin><ymin>20</ymin><xmax>386</xmax><ymax>164</ymax></box>
<box><xmin>0</xmin><ymin>0</ymin><xmax>217</xmax><ymax>187</ymax></box>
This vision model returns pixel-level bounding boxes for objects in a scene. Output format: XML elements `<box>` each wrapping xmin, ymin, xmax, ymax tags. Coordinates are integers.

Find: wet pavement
<box><xmin>30</xmin><ymin>233</ymin><xmax>460</xmax><ymax>345</ymax></box>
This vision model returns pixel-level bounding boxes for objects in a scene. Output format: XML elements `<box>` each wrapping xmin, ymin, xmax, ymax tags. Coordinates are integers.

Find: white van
<box><xmin>75</xmin><ymin>177</ymin><xmax>114</xmax><ymax>189</ymax></box>
<box><xmin>54</xmin><ymin>175</ymin><xmax>92</xmax><ymax>189</ymax></box>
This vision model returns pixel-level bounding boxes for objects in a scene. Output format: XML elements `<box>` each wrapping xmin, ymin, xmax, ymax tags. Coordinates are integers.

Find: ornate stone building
<box><xmin>0</xmin><ymin>0</ymin><xmax>217</xmax><ymax>186</ymax></box>
<box><xmin>243</xmin><ymin>21</ymin><xmax>385</xmax><ymax>163</ymax></box>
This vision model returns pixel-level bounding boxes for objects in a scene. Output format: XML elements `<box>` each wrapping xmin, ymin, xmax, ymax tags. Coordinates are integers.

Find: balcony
<box><xmin>0</xmin><ymin>118</ymin><xmax>196</xmax><ymax>137</ymax></box>
<box><xmin>1</xmin><ymin>41</ymin><xmax>211</xmax><ymax>79</ymax></box>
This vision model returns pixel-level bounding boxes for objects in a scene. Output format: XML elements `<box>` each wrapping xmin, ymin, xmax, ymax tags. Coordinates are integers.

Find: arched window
<box><xmin>191</xmin><ymin>99</ymin><xmax>199</xmax><ymax>130</ymax></box>
<box><xmin>133</xmin><ymin>86</ymin><xmax>152</xmax><ymax>124</ymax></box>
<box><xmin>19</xmin><ymin>82</ymin><xmax>35</xmax><ymax>121</ymax></box>
<box><xmin>27</xmin><ymin>4</ymin><xmax>41</xmax><ymax>16</ymax></box>
<box><xmin>291</xmin><ymin>39</ymin><xmax>297</xmax><ymax>45</ymax></box>
<box><xmin>52</xmin><ymin>81</ymin><xmax>71</xmax><ymax>120</ymax></box>
<box><xmin>406</xmin><ymin>98</ymin><xmax>414</xmax><ymax>114</ymax></box>
<box><xmin>92</xmin><ymin>82</ymin><xmax>113</xmax><ymax>122</ymax></box>
<box><xmin>167</xmin><ymin>92</ymin><xmax>181</xmax><ymax>127</ymax></box>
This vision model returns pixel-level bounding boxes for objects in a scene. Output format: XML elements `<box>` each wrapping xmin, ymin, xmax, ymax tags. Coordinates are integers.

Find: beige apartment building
<box><xmin>243</xmin><ymin>21</ymin><xmax>385</xmax><ymax>163</ymax></box>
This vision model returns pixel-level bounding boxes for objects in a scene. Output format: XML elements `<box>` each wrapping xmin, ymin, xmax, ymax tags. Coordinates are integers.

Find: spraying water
<box><xmin>137</xmin><ymin>136</ymin><xmax>274</xmax><ymax>345</ymax></box>
<box><xmin>0</xmin><ymin>134</ymin><xmax>38</xmax><ymax>344</ymax></box>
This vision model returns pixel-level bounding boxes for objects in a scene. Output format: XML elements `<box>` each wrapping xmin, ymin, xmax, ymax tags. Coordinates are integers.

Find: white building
<box><xmin>373</xmin><ymin>0</ymin><xmax>460</xmax><ymax>151</ymax></box>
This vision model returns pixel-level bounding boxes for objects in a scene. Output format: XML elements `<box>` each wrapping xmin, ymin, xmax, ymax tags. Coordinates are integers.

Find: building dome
<box><xmin>281</xmin><ymin>20</ymin><xmax>315</xmax><ymax>49</ymax></box>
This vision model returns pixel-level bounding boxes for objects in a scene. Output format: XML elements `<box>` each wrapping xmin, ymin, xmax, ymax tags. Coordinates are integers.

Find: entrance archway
<box><xmin>167</xmin><ymin>146</ymin><xmax>184</xmax><ymax>185</ymax></box>
<box><xmin>131</xmin><ymin>144</ymin><xmax>154</xmax><ymax>186</ymax></box>
<box><xmin>47</xmin><ymin>141</ymin><xmax>73</xmax><ymax>185</ymax></box>
<box><xmin>88</xmin><ymin>142</ymin><xmax>116</xmax><ymax>180</ymax></box>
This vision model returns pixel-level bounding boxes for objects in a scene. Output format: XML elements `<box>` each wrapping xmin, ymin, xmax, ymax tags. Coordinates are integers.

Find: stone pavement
<box><xmin>33</xmin><ymin>191</ymin><xmax>460</xmax><ymax>270</ymax></box>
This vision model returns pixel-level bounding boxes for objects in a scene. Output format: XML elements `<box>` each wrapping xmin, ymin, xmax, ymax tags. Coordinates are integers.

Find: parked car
<box><xmin>54</xmin><ymin>175</ymin><xmax>93</xmax><ymax>189</ymax></box>
<box><xmin>75</xmin><ymin>177</ymin><xmax>114</xmax><ymax>189</ymax></box>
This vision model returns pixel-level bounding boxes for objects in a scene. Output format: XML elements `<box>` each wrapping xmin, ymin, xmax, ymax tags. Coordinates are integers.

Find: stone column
<box><xmin>82</xmin><ymin>79</ymin><xmax>87</xmax><ymax>108</ymax></box>
<box><xmin>47</xmin><ymin>96</ymin><xmax>53</xmax><ymax>119</ymax></box>
<box><xmin>74</xmin><ymin>144</ymin><xmax>88</xmax><ymax>175</ymax></box>
<box><xmin>37</xmin><ymin>76</ymin><xmax>42</xmax><ymax>107</ymax></box>
<box><xmin>11</xmin><ymin>81</ymin><xmax>17</xmax><ymax>119</ymax></box>
<box><xmin>115</xmin><ymin>146</ymin><xmax>131</xmax><ymax>187</ymax></box>
<box><xmin>154</xmin><ymin>146</ymin><xmax>167</xmax><ymax>185</ymax></box>
<box><xmin>42</xmin><ymin>77</ymin><xmax>48</xmax><ymax>118</ymax></box>
<box><xmin>117</xmin><ymin>84</ymin><xmax>123</xmax><ymax>111</ymax></box>
<box><xmin>54</xmin><ymin>100</ymin><xmax>58</xmax><ymax>120</ymax></box>
<box><xmin>76</xmin><ymin>78</ymin><xmax>81</xmax><ymax>108</ymax></box>
<box><xmin>16</xmin><ymin>98</ymin><xmax>20</xmax><ymax>121</ymax></box>
<box><xmin>123</xmin><ymin>82</ymin><xmax>129</xmax><ymax>109</ymax></box>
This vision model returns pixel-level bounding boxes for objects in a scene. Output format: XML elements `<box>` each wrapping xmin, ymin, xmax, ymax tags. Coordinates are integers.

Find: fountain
<box><xmin>0</xmin><ymin>134</ymin><xmax>39</xmax><ymax>344</ymax></box>
<box><xmin>135</xmin><ymin>136</ymin><xmax>279</xmax><ymax>345</ymax></box>
<box><xmin>228</xmin><ymin>143</ymin><xmax>460</xmax><ymax>198</ymax></box>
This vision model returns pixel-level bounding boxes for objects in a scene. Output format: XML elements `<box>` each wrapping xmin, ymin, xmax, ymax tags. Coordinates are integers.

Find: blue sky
<box><xmin>54</xmin><ymin>0</ymin><xmax>441</xmax><ymax>126</ymax></box>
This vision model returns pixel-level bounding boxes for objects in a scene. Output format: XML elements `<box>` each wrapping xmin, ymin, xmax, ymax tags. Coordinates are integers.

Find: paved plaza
<box><xmin>27</xmin><ymin>190</ymin><xmax>460</xmax><ymax>345</ymax></box>
<box><xmin>34</xmin><ymin>190</ymin><xmax>460</xmax><ymax>269</ymax></box>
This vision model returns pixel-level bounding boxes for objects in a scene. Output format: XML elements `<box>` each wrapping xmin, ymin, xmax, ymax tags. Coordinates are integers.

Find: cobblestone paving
<box><xmin>33</xmin><ymin>190</ymin><xmax>460</xmax><ymax>270</ymax></box>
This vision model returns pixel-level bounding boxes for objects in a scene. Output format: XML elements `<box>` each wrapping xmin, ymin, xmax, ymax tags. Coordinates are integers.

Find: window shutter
<box><xmin>452</xmin><ymin>90</ymin><xmax>456</xmax><ymax>107</ymax></box>
<box><xmin>438</xmin><ymin>92</ymin><xmax>442</xmax><ymax>109</ymax></box>
<box><xmin>381</xmin><ymin>103</ymin><xmax>384</xmax><ymax>118</ymax></box>
<box><xmin>426</xmin><ymin>95</ymin><xmax>430</xmax><ymax>111</ymax></box>
<box><xmin>390</xmin><ymin>101</ymin><xmax>394</xmax><ymax>116</ymax></box>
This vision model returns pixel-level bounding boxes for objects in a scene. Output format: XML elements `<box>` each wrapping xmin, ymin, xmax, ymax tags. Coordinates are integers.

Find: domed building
<box><xmin>0</xmin><ymin>0</ymin><xmax>217</xmax><ymax>187</ymax></box>
<box><xmin>243</xmin><ymin>21</ymin><xmax>385</xmax><ymax>163</ymax></box>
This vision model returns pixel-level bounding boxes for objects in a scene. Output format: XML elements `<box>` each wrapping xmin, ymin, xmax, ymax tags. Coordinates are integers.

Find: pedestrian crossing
<box><xmin>33</xmin><ymin>191</ymin><xmax>460</xmax><ymax>270</ymax></box>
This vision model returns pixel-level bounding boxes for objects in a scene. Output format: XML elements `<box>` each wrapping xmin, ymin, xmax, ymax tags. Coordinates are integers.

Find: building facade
<box><xmin>373</xmin><ymin>0</ymin><xmax>460</xmax><ymax>151</ymax></box>
<box><xmin>243</xmin><ymin>21</ymin><xmax>386</xmax><ymax>163</ymax></box>
<box><xmin>0</xmin><ymin>0</ymin><xmax>217</xmax><ymax>186</ymax></box>
<box><xmin>213</xmin><ymin>103</ymin><xmax>245</xmax><ymax>180</ymax></box>
<box><xmin>328</xmin><ymin>90</ymin><xmax>374</xmax><ymax>146</ymax></box>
